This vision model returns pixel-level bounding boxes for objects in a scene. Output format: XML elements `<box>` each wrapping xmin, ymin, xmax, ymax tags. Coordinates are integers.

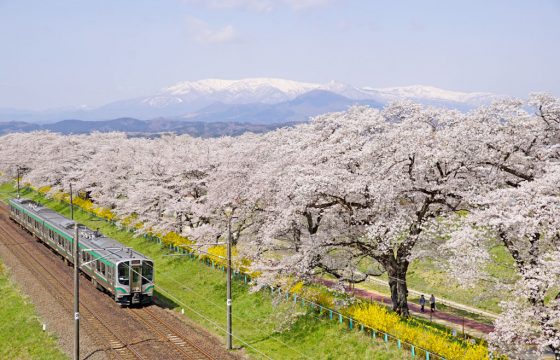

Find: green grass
<box><xmin>0</xmin><ymin>183</ymin><xmax>409</xmax><ymax>360</ymax></box>
<box><xmin>354</xmin><ymin>247</ymin><xmax>515</xmax><ymax>316</ymax></box>
<box><xmin>0</xmin><ymin>261</ymin><xmax>68</xmax><ymax>360</ymax></box>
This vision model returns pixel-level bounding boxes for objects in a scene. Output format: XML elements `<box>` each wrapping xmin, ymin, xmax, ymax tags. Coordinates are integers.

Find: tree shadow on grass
<box><xmin>153</xmin><ymin>289</ymin><xmax>179</xmax><ymax>310</ymax></box>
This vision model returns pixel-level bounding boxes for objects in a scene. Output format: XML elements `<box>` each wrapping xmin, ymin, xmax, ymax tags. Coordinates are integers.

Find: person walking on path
<box><xmin>430</xmin><ymin>294</ymin><xmax>436</xmax><ymax>312</ymax></box>
<box><xmin>419</xmin><ymin>295</ymin><xmax>426</xmax><ymax>312</ymax></box>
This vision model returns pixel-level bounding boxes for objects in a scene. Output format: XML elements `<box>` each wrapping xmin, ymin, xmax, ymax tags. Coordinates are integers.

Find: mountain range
<box><xmin>0</xmin><ymin>78</ymin><xmax>502</xmax><ymax>136</ymax></box>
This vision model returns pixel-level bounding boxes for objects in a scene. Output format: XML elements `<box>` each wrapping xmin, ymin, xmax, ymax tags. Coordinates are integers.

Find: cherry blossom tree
<box><xmin>1</xmin><ymin>94</ymin><xmax>559</xmax><ymax>354</ymax></box>
<box><xmin>436</xmin><ymin>94</ymin><xmax>560</xmax><ymax>358</ymax></box>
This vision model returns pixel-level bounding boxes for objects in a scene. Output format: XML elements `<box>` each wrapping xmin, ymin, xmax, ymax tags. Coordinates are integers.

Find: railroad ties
<box><xmin>0</xmin><ymin>218</ymin><xmax>147</xmax><ymax>360</ymax></box>
<box><xmin>0</xmin><ymin>207</ymin><xmax>222</xmax><ymax>360</ymax></box>
<box><xmin>127</xmin><ymin>307</ymin><xmax>215</xmax><ymax>360</ymax></box>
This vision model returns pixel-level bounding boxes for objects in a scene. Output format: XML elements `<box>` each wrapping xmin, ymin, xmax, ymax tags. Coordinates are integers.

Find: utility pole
<box><xmin>226</xmin><ymin>215</ymin><xmax>233</xmax><ymax>350</ymax></box>
<box><xmin>173</xmin><ymin>239</ymin><xmax>231</xmax><ymax>351</ymax></box>
<box><xmin>70</xmin><ymin>184</ymin><xmax>74</xmax><ymax>220</ymax></box>
<box><xmin>16</xmin><ymin>167</ymin><xmax>20</xmax><ymax>199</ymax></box>
<box><xmin>71</xmin><ymin>185</ymin><xmax>80</xmax><ymax>360</ymax></box>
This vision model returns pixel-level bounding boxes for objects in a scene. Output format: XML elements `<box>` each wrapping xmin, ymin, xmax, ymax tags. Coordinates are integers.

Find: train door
<box><xmin>131</xmin><ymin>263</ymin><xmax>142</xmax><ymax>293</ymax></box>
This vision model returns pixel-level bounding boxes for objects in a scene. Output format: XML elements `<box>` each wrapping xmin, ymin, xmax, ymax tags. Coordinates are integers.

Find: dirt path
<box><xmin>316</xmin><ymin>278</ymin><xmax>495</xmax><ymax>336</ymax></box>
<box><xmin>0</xmin><ymin>203</ymin><xmax>245</xmax><ymax>360</ymax></box>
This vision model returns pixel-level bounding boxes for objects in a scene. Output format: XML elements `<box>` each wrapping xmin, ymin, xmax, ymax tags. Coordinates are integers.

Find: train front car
<box><xmin>116</xmin><ymin>257</ymin><xmax>154</xmax><ymax>306</ymax></box>
<box><xmin>10</xmin><ymin>198</ymin><xmax>155</xmax><ymax>307</ymax></box>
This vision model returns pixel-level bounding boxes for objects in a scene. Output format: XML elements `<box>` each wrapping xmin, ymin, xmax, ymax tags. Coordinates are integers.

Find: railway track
<box><xmin>0</xmin><ymin>204</ymin><xmax>231</xmax><ymax>360</ymax></box>
<box><xmin>0</xmin><ymin>217</ymin><xmax>147</xmax><ymax>360</ymax></box>
<box><xmin>127</xmin><ymin>306</ymin><xmax>215</xmax><ymax>360</ymax></box>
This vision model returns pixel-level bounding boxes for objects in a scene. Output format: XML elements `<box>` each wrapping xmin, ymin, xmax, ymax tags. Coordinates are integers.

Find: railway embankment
<box><xmin>0</xmin><ymin>258</ymin><xmax>68</xmax><ymax>360</ymax></box>
<box><xmin>0</xmin><ymin>203</ymin><xmax>243</xmax><ymax>360</ymax></box>
<box><xmin>0</xmin><ymin>184</ymin><xmax>411</xmax><ymax>360</ymax></box>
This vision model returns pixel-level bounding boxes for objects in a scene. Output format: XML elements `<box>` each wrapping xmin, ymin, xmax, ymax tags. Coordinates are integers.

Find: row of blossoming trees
<box><xmin>1</xmin><ymin>94</ymin><xmax>559</xmax><ymax>358</ymax></box>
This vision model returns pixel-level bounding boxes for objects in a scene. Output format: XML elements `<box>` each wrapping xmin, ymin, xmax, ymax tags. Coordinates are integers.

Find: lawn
<box><xmin>0</xmin><ymin>183</ymin><xmax>409</xmax><ymax>360</ymax></box>
<box><xmin>354</xmin><ymin>242</ymin><xmax>515</xmax><ymax>316</ymax></box>
<box><xmin>0</xmin><ymin>260</ymin><xmax>68</xmax><ymax>360</ymax></box>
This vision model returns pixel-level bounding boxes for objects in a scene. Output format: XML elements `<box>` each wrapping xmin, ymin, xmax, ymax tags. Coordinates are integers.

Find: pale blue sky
<box><xmin>1</xmin><ymin>0</ymin><xmax>559</xmax><ymax>110</ymax></box>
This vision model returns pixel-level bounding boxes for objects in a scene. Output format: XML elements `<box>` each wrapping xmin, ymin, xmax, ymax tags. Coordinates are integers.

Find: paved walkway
<box><xmin>316</xmin><ymin>278</ymin><xmax>495</xmax><ymax>336</ymax></box>
<box><xmin>366</xmin><ymin>277</ymin><xmax>499</xmax><ymax>320</ymax></box>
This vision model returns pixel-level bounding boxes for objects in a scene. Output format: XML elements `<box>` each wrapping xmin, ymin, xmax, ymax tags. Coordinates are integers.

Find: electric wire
<box><xmin>128</xmin><ymin>261</ymin><xmax>313</xmax><ymax>360</ymax></box>
<box><xmin>122</xmin><ymin>262</ymin><xmax>278</xmax><ymax>360</ymax></box>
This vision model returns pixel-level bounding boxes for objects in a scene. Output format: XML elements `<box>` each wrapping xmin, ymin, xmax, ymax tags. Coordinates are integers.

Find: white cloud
<box><xmin>186</xmin><ymin>17</ymin><xmax>237</xmax><ymax>44</ymax></box>
<box><xmin>184</xmin><ymin>0</ymin><xmax>273</xmax><ymax>13</ymax></box>
<box><xmin>282</xmin><ymin>0</ymin><xmax>332</xmax><ymax>11</ymax></box>
<box><xmin>184</xmin><ymin>0</ymin><xmax>333</xmax><ymax>12</ymax></box>
<box><xmin>210</xmin><ymin>0</ymin><xmax>273</xmax><ymax>12</ymax></box>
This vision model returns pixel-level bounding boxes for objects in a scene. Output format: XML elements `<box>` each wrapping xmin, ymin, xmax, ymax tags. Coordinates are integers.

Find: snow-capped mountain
<box><xmin>0</xmin><ymin>78</ymin><xmax>502</xmax><ymax>123</ymax></box>
<box><xmin>362</xmin><ymin>85</ymin><xmax>501</xmax><ymax>107</ymax></box>
<box><xmin>164</xmin><ymin>78</ymin><xmax>321</xmax><ymax>101</ymax></box>
<box><xmin>135</xmin><ymin>78</ymin><xmax>499</xmax><ymax>115</ymax></box>
<box><xmin>136</xmin><ymin>78</ymin><xmax>320</xmax><ymax>112</ymax></box>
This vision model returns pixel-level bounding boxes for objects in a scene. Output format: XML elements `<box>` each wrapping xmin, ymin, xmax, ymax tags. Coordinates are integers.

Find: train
<box><xmin>9</xmin><ymin>198</ymin><xmax>154</xmax><ymax>306</ymax></box>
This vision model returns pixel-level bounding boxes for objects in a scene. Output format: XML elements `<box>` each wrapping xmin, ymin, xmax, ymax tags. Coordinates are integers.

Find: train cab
<box><xmin>116</xmin><ymin>259</ymin><xmax>154</xmax><ymax>306</ymax></box>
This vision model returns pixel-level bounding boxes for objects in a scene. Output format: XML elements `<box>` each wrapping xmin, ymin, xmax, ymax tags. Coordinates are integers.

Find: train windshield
<box><xmin>118</xmin><ymin>262</ymin><xmax>129</xmax><ymax>285</ymax></box>
<box><xmin>142</xmin><ymin>261</ymin><xmax>153</xmax><ymax>285</ymax></box>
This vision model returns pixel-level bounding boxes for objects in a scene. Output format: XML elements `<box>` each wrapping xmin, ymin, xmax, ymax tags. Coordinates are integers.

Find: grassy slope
<box><xmin>355</xmin><ymin>245</ymin><xmax>516</xmax><ymax>316</ymax></box>
<box><xmin>0</xmin><ymin>183</ymin><xmax>407</xmax><ymax>360</ymax></box>
<box><xmin>0</xmin><ymin>261</ymin><xmax>68</xmax><ymax>360</ymax></box>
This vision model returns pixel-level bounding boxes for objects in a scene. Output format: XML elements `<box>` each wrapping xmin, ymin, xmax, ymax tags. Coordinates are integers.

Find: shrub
<box><xmin>347</xmin><ymin>303</ymin><xmax>489</xmax><ymax>360</ymax></box>
<box><xmin>161</xmin><ymin>231</ymin><xmax>192</xmax><ymax>247</ymax></box>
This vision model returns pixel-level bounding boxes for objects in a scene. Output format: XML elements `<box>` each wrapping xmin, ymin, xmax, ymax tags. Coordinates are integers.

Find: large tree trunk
<box><xmin>385</xmin><ymin>258</ymin><xmax>410</xmax><ymax>317</ymax></box>
<box><xmin>539</xmin><ymin>311</ymin><xmax>560</xmax><ymax>360</ymax></box>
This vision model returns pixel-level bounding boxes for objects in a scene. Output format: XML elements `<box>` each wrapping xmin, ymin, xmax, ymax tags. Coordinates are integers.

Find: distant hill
<box><xmin>0</xmin><ymin>118</ymin><xmax>299</xmax><ymax>138</ymax></box>
<box><xmin>183</xmin><ymin>90</ymin><xmax>383</xmax><ymax>124</ymax></box>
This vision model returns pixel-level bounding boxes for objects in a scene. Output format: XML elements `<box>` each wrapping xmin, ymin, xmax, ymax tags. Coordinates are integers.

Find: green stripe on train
<box><xmin>10</xmin><ymin>201</ymin><xmax>114</xmax><ymax>267</ymax></box>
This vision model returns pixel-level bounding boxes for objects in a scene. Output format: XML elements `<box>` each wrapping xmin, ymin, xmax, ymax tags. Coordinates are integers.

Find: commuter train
<box><xmin>9</xmin><ymin>198</ymin><xmax>154</xmax><ymax>306</ymax></box>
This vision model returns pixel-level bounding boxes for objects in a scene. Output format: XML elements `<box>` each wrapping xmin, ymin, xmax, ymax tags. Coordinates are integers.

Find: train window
<box><xmin>100</xmin><ymin>262</ymin><xmax>106</xmax><ymax>276</ymax></box>
<box><xmin>142</xmin><ymin>261</ymin><xmax>153</xmax><ymax>284</ymax></box>
<box><xmin>118</xmin><ymin>262</ymin><xmax>129</xmax><ymax>285</ymax></box>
